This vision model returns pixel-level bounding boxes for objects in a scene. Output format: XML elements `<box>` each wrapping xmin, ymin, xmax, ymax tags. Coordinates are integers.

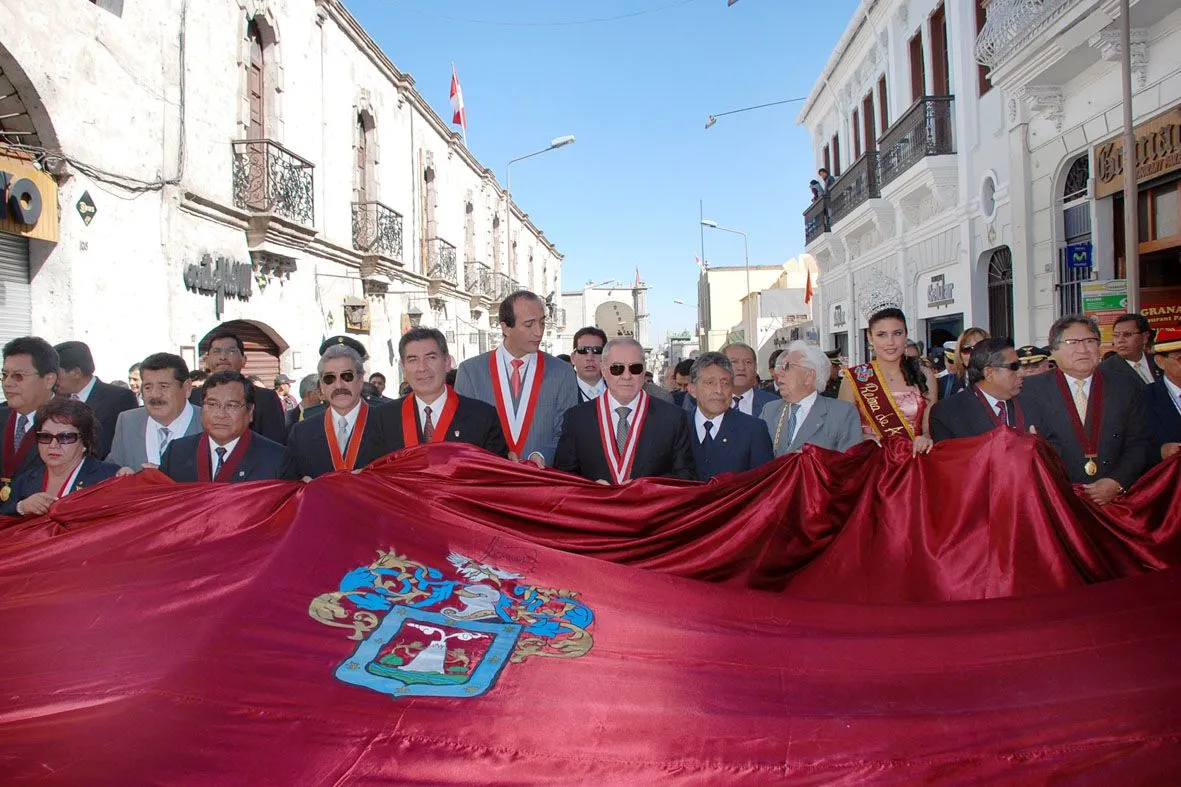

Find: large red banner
<box><xmin>1</xmin><ymin>429</ymin><xmax>1179</xmax><ymax>782</ymax></box>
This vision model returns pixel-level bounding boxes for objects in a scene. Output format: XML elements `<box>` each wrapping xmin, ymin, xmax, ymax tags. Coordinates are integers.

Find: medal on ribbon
<box><xmin>1053</xmin><ymin>371</ymin><xmax>1104</xmax><ymax>478</ymax></box>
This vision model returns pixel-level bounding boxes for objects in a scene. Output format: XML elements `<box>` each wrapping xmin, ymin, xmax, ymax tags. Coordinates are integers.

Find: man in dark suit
<box><xmin>554</xmin><ymin>337</ymin><xmax>695</xmax><ymax>483</ymax></box>
<box><xmin>681</xmin><ymin>342</ymin><xmax>778</xmax><ymax>417</ymax></box>
<box><xmin>285</xmin><ymin>374</ymin><xmax>322</xmax><ymax>432</ymax></box>
<box><xmin>1100</xmin><ymin>313</ymin><xmax>1162</xmax><ymax>386</ymax></box>
<box><xmin>686</xmin><ymin>352</ymin><xmax>773</xmax><ymax>481</ymax></box>
<box><xmin>1</xmin><ymin>337</ymin><xmax>59</xmax><ymax>501</ymax></box>
<box><xmin>282</xmin><ymin>343</ymin><xmax>388</xmax><ymax>480</ymax></box>
<box><xmin>1144</xmin><ymin>328</ymin><xmax>1181</xmax><ymax>463</ymax></box>
<box><xmin>1019</xmin><ymin>315</ymin><xmax>1152</xmax><ymax>505</ymax></box>
<box><xmin>930</xmin><ymin>338</ymin><xmax>1027</xmax><ymax>442</ymax></box>
<box><xmin>160</xmin><ymin>371</ymin><xmax>285</xmax><ymax>483</ymax></box>
<box><xmin>190</xmin><ymin>329</ymin><xmax>287</xmax><ymax>445</ymax></box>
<box><xmin>377</xmin><ymin>328</ymin><xmax>507</xmax><ymax>456</ymax></box>
<box><xmin>53</xmin><ymin>341</ymin><xmax>139</xmax><ymax>459</ymax></box>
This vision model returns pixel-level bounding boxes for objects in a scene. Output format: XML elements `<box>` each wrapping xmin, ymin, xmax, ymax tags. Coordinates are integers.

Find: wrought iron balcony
<box><xmin>828</xmin><ymin>151</ymin><xmax>880</xmax><ymax>226</ymax></box>
<box><xmin>975</xmin><ymin>0</ymin><xmax>1075</xmax><ymax>69</ymax></box>
<box><xmin>351</xmin><ymin>201</ymin><xmax>403</xmax><ymax>260</ymax></box>
<box><xmin>550</xmin><ymin>306</ymin><xmax>567</xmax><ymax>329</ymax></box>
<box><xmin>231</xmin><ymin>139</ymin><xmax>315</xmax><ymax>226</ymax></box>
<box><xmin>878</xmin><ymin>97</ymin><xmax>955</xmax><ymax>190</ymax></box>
<box><xmin>464</xmin><ymin>259</ymin><xmax>493</xmax><ymax>297</ymax></box>
<box><xmin>803</xmin><ymin>198</ymin><xmax>829</xmax><ymax>245</ymax></box>
<box><xmin>427</xmin><ymin>238</ymin><xmax>458</xmax><ymax>286</ymax></box>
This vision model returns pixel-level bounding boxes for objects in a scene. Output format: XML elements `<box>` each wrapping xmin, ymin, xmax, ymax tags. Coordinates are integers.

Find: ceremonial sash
<box><xmin>595</xmin><ymin>390</ymin><xmax>649</xmax><ymax>485</ymax></box>
<box><xmin>1</xmin><ymin>410</ymin><xmax>37</xmax><ymax>502</ymax></box>
<box><xmin>323</xmin><ymin>402</ymin><xmax>370</xmax><ymax>472</ymax></box>
<box><xmin>490</xmin><ymin>353</ymin><xmax>545</xmax><ymax>457</ymax></box>
<box><xmin>972</xmin><ymin>386</ymin><xmax>1025</xmax><ymax>431</ymax></box>
<box><xmin>401</xmin><ymin>388</ymin><xmax>460</xmax><ymax>447</ymax></box>
<box><xmin>845</xmin><ymin>362</ymin><xmax>917</xmax><ymax>439</ymax></box>
<box><xmin>41</xmin><ymin>461</ymin><xmax>86</xmax><ymax>498</ymax></box>
<box><xmin>196</xmin><ymin>431</ymin><xmax>253</xmax><ymax>482</ymax></box>
<box><xmin>1054</xmin><ymin>371</ymin><xmax>1104</xmax><ymax>477</ymax></box>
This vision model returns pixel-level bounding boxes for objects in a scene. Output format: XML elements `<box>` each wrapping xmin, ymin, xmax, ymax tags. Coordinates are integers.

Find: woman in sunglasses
<box><xmin>945</xmin><ymin>327</ymin><xmax>990</xmax><ymax>398</ymax></box>
<box><xmin>1</xmin><ymin>398</ymin><xmax>120</xmax><ymax>517</ymax></box>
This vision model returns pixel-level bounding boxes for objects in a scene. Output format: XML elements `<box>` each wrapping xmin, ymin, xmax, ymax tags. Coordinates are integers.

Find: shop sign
<box><xmin>1142</xmin><ymin>287</ymin><xmax>1181</xmax><ymax>334</ymax></box>
<box><xmin>927</xmin><ymin>273</ymin><xmax>955</xmax><ymax>308</ymax></box>
<box><xmin>1081</xmin><ymin>279</ymin><xmax>1128</xmax><ymax>348</ymax></box>
<box><xmin>1093</xmin><ymin>106</ymin><xmax>1181</xmax><ymax>199</ymax></box>
<box><xmin>830</xmin><ymin>302</ymin><xmax>848</xmax><ymax>329</ymax></box>
<box><xmin>0</xmin><ymin>149</ymin><xmax>58</xmax><ymax>242</ymax></box>
<box><xmin>1065</xmin><ymin>241</ymin><xmax>1092</xmax><ymax>269</ymax></box>
<box><xmin>183</xmin><ymin>253</ymin><xmax>253</xmax><ymax>319</ymax></box>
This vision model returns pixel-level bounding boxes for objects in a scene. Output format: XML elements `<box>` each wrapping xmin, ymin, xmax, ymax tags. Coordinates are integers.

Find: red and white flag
<box><xmin>449</xmin><ymin>64</ymin><xmax>467</xmax><ymax>144</ymax></box>
<box><xmin>804</xmin><ymin>269</ymin><xmax>813</xmax><ymax>304</ymax></box>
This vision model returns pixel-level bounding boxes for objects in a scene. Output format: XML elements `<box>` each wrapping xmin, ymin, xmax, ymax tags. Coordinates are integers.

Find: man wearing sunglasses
<box><xmin>930</xmin><ymin>338</ymin><xmax>1027</xmax><ymax>442</ymax></box>
<box><xmin>554</xmin><ymin>337</ymin><xmax>695</xmax><ymax>483</ymax></box>
<box><xmin>1</xmin><ymin>337</ymin><xmax>60</xmax><ymax>503</ymax></box>
<box><xmin>571</xmin><ymin>327</ymin><xmax>609</xmax><ymax>402</ymax></box>
<box><xmin>282</xmin><ymin>344</ymin><xmax>389</xmax><ymax>480</ymax></box>
<box><xmin>160</xmin><ymin>371</ymin><xmax>285</xmax><ymax>483</ymax></box>
<box><xmin>190</xmin><ymin>330</ymin><xmax>288</xmax><ymax>445</ymax></box>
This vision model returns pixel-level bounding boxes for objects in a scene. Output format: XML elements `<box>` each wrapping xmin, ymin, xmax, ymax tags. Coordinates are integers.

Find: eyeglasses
<box><xmin>1111</xmin><ymin>331</ymin><xmax>1145</xmax><ymax>340</ymax></box>
<box><xmin>208</xmin><ymin>348</ymin><xmax>242</xmax><ymax>357</ymax></box>
<box><xmin>774</xmin><ymin>362</ymin><xmax>795</xmax><ymax>372</ymax></box>
<box><xmin>1060</xmin><ymin>338</ymin><xmax>1100</xmax><ymax>348</ymax></box>
<box><xmin>321</xmin><ymin>371</ymin><xmax>357</xmax><ymax>385</ymax></box>
<box><xmin>573</xmin><ymin>346</ymin><xmax>604</xmax><ymax>355</ymax></box>
<box><xmin>1</xmin><ymin>370</ymin><xmax>41</xmax><ymax>383</ymax></box>
<box><xmin>607</xmin><ymin>363</ymin><xmax>645</xmax><ymax>376</ymax></box>
<box><xmin>961</xmin><ymin>344</ymin><xmax>976</xmax><ymax>355</ymax></box>
<box><xmin>36</xmin><ymin>431</ymin><xmax>81</xmax><ymax>445</ymax></box>
<box><xmin>203</xmin><ymin>401</ymin><xmax>248</xmax><ymax>412</ymax></box>
<box><xmin>988</xmin><ymin>362</ymin><xmax>1022</xmax><ymax>371</ymax></box>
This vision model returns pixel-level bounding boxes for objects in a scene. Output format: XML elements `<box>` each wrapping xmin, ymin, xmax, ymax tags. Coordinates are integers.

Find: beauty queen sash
<box><xmin>845</xmin><ymin>362</ymin><xmax>917</xmax><ymax>439</ymax></box>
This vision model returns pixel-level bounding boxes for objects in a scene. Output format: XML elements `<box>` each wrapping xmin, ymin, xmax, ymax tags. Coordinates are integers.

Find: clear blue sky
<box><xmin>344</xmin><ymin>0</ymin><xmax>859</xmax><ymax>341</ymax></box>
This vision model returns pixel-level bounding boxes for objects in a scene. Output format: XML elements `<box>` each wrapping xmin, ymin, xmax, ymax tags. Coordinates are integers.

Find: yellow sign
<box><xmin>0</xmin><ymin>148</ymin><xmax>59</xmax><ymax>243</ymax></box>
<box><xmin>1093</xmin><ymin>106</ymin><xmax>1181</xmax><ymax>200</ymax></box>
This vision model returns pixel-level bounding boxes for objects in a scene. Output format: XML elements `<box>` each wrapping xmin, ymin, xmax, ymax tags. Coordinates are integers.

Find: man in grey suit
<box><xmin>109</xmin><ymin>353</ymin><xmax>203</xmax><ymax>474</ymax></box>
<box><xmin>762</xmin><ymin>341</ymin><xmax>861</xmax><ymax>455</ymax></box>
<box><xmin>455</xmin><ymin>290</ymin><xmax>579</xmax><ymax>467</ymax></box>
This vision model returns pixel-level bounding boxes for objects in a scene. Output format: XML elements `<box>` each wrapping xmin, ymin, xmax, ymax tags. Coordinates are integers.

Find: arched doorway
<box><xmin>986</xmin><ymin>247</ymin><xmax>1014</xmax><ymax>340</ymax></box>
<box><xmin>198</xmin><ymin>320</ymin><xmax>288</xmax><ymax>385</ymax></box>
<box><xmin>594</xmin><ymin>300</ymin><xmax>636</xmax><ymax>339</ymax></box>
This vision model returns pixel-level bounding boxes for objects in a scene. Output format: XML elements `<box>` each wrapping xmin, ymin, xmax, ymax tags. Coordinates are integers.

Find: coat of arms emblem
<box><xmin>310</xmin><ymin>549</ymin><xmax>595</xmax><ymax>699</ymax></box>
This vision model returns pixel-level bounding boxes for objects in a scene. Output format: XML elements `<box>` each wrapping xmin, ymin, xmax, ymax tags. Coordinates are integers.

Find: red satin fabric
<box><xmin>1</xmin><ymin>429</ymin><xmax>1179</xmax><ymax>782</ymax></box>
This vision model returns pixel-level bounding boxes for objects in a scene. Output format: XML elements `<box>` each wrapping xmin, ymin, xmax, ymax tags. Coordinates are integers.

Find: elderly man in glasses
<box><xmin>281</xmin><ymin>344</ymin><xmax>390</xmax><ymax>480</ymax></box>
<box><xmin>159</xmin><ymin>371</ymin><xmax>285</xmax><ymax>483</ymax></box>
<box><xmin>930</xmin><ymin>338</ymin><xmax>1027</xmax><ymax>442</ymax></box>
<box><xmin>554</xmin><ymin>337</ymin><xmax>695</xmax><ymax>484</ymax></box>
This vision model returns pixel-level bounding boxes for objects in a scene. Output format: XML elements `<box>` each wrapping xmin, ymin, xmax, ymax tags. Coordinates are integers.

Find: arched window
<box><xmin>247</xmin><ymin>21</ymin><xmax>265</xmax><ymax>139</ymax></box>
<box><xmin>987</xmin><ymin>247</ymin><xmax>1014</xmax><ymax>340</ymax></box>
<box><xmin>1057</xmin><ymin>155</ymin><xmax>1091</xmax><ymax>316</ymax></box>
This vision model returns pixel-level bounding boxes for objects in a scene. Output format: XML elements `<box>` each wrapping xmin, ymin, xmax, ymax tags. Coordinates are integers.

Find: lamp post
<box><xmin>704</xmin><ymin>96</ymin><xmax>807</xmax><ymax>129</ymax></box>
<box><xmin>505</xmin><ymin>135</ymin><xmax>575</xmax><ymax>285</ymax></box>
<box><xmin>701</xmin><ymin>219</ymin><xmax>751</xmax><ymax>344</ymax></box>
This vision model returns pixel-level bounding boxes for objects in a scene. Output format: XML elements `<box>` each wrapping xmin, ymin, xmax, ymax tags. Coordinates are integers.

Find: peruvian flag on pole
<box><xmin>450</xmin><ymin>63</ymin><xmax>468</xmax><ymax>146</ymax></box>
<box><xmin>804</xmin><ymin>268</ymin><xmax>814</xmax><ymax>304</ymax></box>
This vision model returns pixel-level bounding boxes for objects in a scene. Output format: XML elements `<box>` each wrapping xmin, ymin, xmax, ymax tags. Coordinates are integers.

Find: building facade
<box><xmin>695</xmin><ymin>264</ymin><xmax>790</xmax><ymax>352</ymax></box>
<box><xmin>0</xmin><ymin>0</ymin><xmax>564</xmax><ymax>386</ymax></box>
<box><xmin>557</xmin><ymin>280</ymin><xmax>650</xmax><ymax>354</ymax></box>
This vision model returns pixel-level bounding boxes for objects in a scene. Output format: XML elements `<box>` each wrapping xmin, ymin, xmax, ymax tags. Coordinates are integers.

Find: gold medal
<box><xmin>1084</xmin><ymin>458</ymin><xmax>1098</xmax><ymax>477</ymax></box>
<box><xmin>0</xmin><ymin>483</ymin><xmax>9</xmax><ymax>503</ymax></box>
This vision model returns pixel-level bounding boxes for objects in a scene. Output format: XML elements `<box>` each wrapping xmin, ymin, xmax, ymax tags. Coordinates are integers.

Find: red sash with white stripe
<box><xmin>595</xmin><ymin>391</ymin><xmax>649</xmax><ymax>485</ymax></box>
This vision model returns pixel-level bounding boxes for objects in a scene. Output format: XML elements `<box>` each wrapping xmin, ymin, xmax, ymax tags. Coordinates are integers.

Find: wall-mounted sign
<box><xmin>1082</xmin><ymin>279</ymin><xmax>1128</xmax><ymax>348</ymax></box>
<box><xmin>1093</xmin><ymin>106</ymin><xmax>1181</xmax><ymax>199</ymax></box>
<box><xmin>76</xmin><ymin>191</ymin><xmax>97</xmax><ymax>226</ymax></box>
<box><xmin>1065</xmin><ymin>241</ymin><xmax>1092</xmax><ymax>269</ymax></box>
<box><xmin>927</xmin><ymin>273</ymin><xmax>955</xmax><ymax>308</ymax></box>
<box><xmin>0</xmin><ymin>149</ymin><xmax>58</xmax><ymax>242</ymax></box>
<box><xmin>1142</xmin><ymin>286</ymin><xmax>1181</xmax><ymax>334</ymax></box>
<box><xmin>183</xmin><ymin>253</ymin><xmax>252</xmax><ymax>319</ymax></box>
<box><xmin>830</xmin><ymin>301</ymin><xmax>848</xmax><ymax>330</ymax></box>
<box><xmin>344</xmin><ymin>296</ymin><xmax>371</xmax><ymax>334</ymax></box>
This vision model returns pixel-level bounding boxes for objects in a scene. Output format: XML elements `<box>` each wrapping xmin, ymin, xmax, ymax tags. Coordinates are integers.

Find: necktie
<box><xmin>785</xmin><ymin>403</ymin><xmax>801</xmax><ymax>443</ymax></box>
<box><xmin>615</xmin><ymin>406</ymin><xmax>631</xmax><ymax>455</ymax></box>
<box><xmin>702</xmin><ymin>420</ymin><xmax>714</xmax><ymax>447</ymax></box>
<box><xmin>423</xmin><ymin>406</ymin><xmax>435</xmax><ymax>442</ymax></box>
<box><xmin>1072</xmin><ymin>379</ymin><xmax>1088</xmax><ymax>423</ymax></box>
<box><xmin>14</xmin><ymin>414</ymin><xmax>29</xmax><ymax>446</ymax></box>
<box><xmin>1138</xmin><ymin>360</ymin><xmax>1154</xmax><ymax>384</ymax></box>
<box><xmin>510</xmin><ymin>359</ymin><xmax>524</xmax><ymax>399</ymax></box>
<box><xmin>158</xmin><ymin>427</ymin><xmax>172</xmax><ymax>457</ymax></box>
<box><xmin>336</xmin><ymin>417</ymin><xmax>349</xmax><ymax>451</ymax></box>
<box><xmin>996</xmin><ymin>400</ymin><xmax>1008</xmax><ymax>426</ymax></box>
<box><xmin>214</xmin><ymin>446</ymin><xmax>227</xmax><ymax>477</ymax></box>
<box><xmin>731</xmin><ymin>395</ymin><xmax>742</xmax><ymax>410</ymax></box>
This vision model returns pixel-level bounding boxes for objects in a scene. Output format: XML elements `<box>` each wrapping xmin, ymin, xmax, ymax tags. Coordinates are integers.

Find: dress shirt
<box><xmin>787</xmin><ymin>391</ymin><xmax>819</xmax><ymax>443</ymax></box>
<box><xmin>146</xmin><ymin>402</ymin><xmax>195</xmax><ymax>464</ymax></box>
<box><xmin>1126</xmin><ymin>355</ymin><xmax>1155</xmax><ymax>383</ymax></box>
<box><xmin>209</xmin><ymin>435</ymin><xmax>242</xmax><ymax>472</ymax></box>
<box><xmin>1165</xmin><ymin>376</ymin><xmax>1181</xmax><ymax>417</ymax></box>
<box><xmin>694</xmin><ymin>409</ymin><xmax>725</xmax><ymax>443</ymax></box>
<box><xmin>75</xmin><ymin>376</ymin><xmax>98</xmax><ymax>403</ymax></box>
<box><xmin>1063</xmin><ymin>374</ymin><xmax>1093</xmax><ymax>398</ymax></box>
<box><xmin>496</xmin><ymin>345</ymin><xmax>537</xmax><ymax>408</ymax></box>
<box><xmin>415</xmin><ymin>388</ymin><xmax>448</xmax><ymax>431</ymax></box>
<box><xmin>732</xmin><ymin>388</ymin><xmax>755</xmax><ymax>415</ymax></box>
<box><xmin>978</xmin><ymin>389</ymin><xmax>1011</xmax><ymax>422</ymax></box>
<box><xmin>605</xmin><ymin>392</ymin><xmax>640</xmax><ymax>439</ymax></box>
<box><xmin>577</xmin><ymin>376</ymin><xmax>606</xmax><ymax>401</ymax></box>
<box><xmin>330</xmin><ymin>400</ymin><xmax>364</xmax><ymax>446</ymax></box>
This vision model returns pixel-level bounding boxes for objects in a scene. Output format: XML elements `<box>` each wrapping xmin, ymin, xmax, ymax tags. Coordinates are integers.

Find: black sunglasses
<box><xmin>36</xmin><ymin>431</ymin><xmax>82</xmax><ymax>445</ymax></box>
<box><xmin>573</xmin><ymin>346</ymin><xmax>604</xmax><ymax>355</ymax></box>
<box><xmin>988</xmin><ymin>362</ymin><xmax>1022</xmax><ymax>371</ymax></box>
<box><xmin>961</xmin><ymin>344</ymin><xmax>976</xmax><ymax>355</ymax></box>
<box><xmin>321</xmin><ymin>371</ymin><xmax>357</xmax><ymax>385</ymax></box>
<box><xmin>608</xmin><ymin>363</ymin><xmax>645</xmax><ymax>376</ymax></box>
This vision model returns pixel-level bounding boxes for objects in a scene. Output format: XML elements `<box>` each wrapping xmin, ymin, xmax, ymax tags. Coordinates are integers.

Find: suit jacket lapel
<box><xmin>790</xmin><ymin>400</ymin><xmax>824</xmax><ymax>451</ymax></box>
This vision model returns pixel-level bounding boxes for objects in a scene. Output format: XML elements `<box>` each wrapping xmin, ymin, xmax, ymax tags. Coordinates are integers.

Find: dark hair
<box><xmin>573</xmin><ymin>326</ymin><xmax>608</xmax><ymax>348</ymax></box>
<box><xmin>189</xmin><ymin>369</ymin><xmax>209</xmax><ymax>382</ymax></box>
<box><xmin>498</xmin><ymin>290</ymin><xmax>544</xmax><ymax>328</ymax></box>
<box><xmin>140</xmin><ymin>352</ymin><xmax>190</xmax><ymax>383</ymax></box>
<box><xmin>54</xmin><ymin>341</ymin><xmax>96</xmax><ymax>376</ymax></box>
<box><xmin>34</xmin><ymin>398</ymin><xmax>100</xmax><ymax>458</ymax></box>
<box><xmin>398</xmin><ymin>381</ymin><xmax>413</xmax><ymax>397</ymax></box>
<box><xmin>398</xmin><ymin>327</ymin><xmax>448</xmax><ymax>358</ymax></box>
<box><xmin>445</xmin><ymin>369</ymin><xmax>457</xmax><ymax>386</ymax></box>
<box><xmin>1113</xmin><ymin>313</ymin><xmax>1151</xmax><ymax>336</ymax></box>
<box><xmin>202</xmin><ymin>370</ymin><xmax>254</xmax><ymax>405</ymax></box>
<box><xmin>128</xmin><ymin>362</ymin><xmax>141</xmax><ymax>374</ymax></box>
<box><xmin>768</xmin><ymin>349</ymin><xmax>785</xmax><ymax>371</ymax></box>
<box><xmin>966</xmin><ymin>337</ymin><xmax>1015</xmax><ymax>385</ymax></box>
<box><xmin>556</xmin><ymin>354</ymin><xmax>571</xmax><ymax>363</ymax></box>
<box><xmin>369</xmin><ymin>372</ymin><xmax>386</xmax><ymax>383</ymax></box>
<box><xmin>674</xmin><ymin>359</ymin><xmax>694</xmax><ymax>377</ymax></box>
<box><xmin>3</xmin><ymin>336</ymin><xmax>60</xmax><ymax>377</ymax></box>
<box><xmin>866</xmin><ymin>308</ymin><xmax>928</xmax><ymax>395</ymax></box>
<box><xmin>818</xmin><ymin>168</ymin><xmax>829</xmax><ymax>175</ymax></box>
<box><xmin>1048</xmin><ymin>315</ymin><xmax>1099</xmax><ymax>350</ymax></box>
<box><xmin>362</xmin><ymin>382</ymin><xmax>379</xmax><ymax>398</ymax></box>
<box><xmin>205</xmin><ymin>330</ymin><xmax>246</xmax><ymax>355</ymax></box>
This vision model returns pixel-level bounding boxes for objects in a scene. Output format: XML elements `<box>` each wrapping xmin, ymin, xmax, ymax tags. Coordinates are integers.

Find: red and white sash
<box><xmin>595</xmin><ymin>390</ymin><xmax>649</xmax><ymax>485</ymax></box>
<box><xmin>490</xmin><ymin>353</ymin><xmax>545</xmax><ymax>457</ymax></box>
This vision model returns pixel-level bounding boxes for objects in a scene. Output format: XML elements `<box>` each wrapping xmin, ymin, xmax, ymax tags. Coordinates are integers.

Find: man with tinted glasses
<box><xmin>160</xmin><ymin>371</ymin><xmax>285</xmax><ymax>483</ymax></box>
<box><xmin>1</xmin><ymin>337</ymin><xmax>60</xmax><ymax>502</ymax></box>
<box><xmin>571</xmin><ymin>327</ymin><xmax>608</xmax><ymax>402</ymax></box>
<box><xmin>554</xmin><ymin>337</ymin><xmax>695</xmax><ymax>483</ymax></box>
<box><xmin>108</xmin><ymin>353</ymin><xmax>204</xmax><ymax>474</ymax></box>
<box><xmin>1099</xmin><ymin>313</ymin><xmax>1161</xmax><ymax>385</ymax></box>
<box><xmin>282</xmin><ymin>344</ymin><xmax>389</xmax><ymax>480</ymax></box>
<box><xmin>930</xmin><ymin>338</ymin><xmax>1027</xmax><ymax>442</ymax></box>
<box><xmin>190</xmin><ymin>330</ymin><xmax>288</xmax><ymax>445</ymax></box>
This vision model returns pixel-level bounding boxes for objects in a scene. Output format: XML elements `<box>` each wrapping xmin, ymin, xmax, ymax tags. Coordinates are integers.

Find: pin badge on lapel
<box><xmin>453</xmin><ymin>430</ymin><xmax>460</xmax><ymax>437</ymax></box>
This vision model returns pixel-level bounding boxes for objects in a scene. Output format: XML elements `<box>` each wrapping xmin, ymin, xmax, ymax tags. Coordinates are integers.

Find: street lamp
<box><xmin>505</xmin><ymin>135</ymin><xmax>576</xmax><ymax>284</ymax></box>
<box><xmin>701</xmin><ymin>219</ymin><xmax>751</xmax><ymax>340</ymax></box>
<box><xmin>407</xmin><ymin>305</ymin><xmax>423</xmax><ymax>328</ymax></box>
<box><xmin>704</xmin><ymin>96</ymin><xmax>807</xmax><ymax>129</ymax></box>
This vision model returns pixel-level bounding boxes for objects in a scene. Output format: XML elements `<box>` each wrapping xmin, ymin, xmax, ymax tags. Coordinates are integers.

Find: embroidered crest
<box><xmin>310</xmin><ymin>549</ymin><xmax>594</xmax><ymax>699</ymax></box>
<box><xmin>853</xmin><ymin>363</ymin><xmax>873</xmax><ymax>383</ymax></box>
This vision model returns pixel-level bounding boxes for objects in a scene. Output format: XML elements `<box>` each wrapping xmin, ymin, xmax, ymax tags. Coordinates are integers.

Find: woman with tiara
<box><xmin>839</xmin><ymin>307</ymin><xmax>938</xmax><ymax>454</ymax></box>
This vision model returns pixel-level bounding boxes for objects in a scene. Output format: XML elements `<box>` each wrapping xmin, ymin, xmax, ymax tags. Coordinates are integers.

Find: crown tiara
<box><xmin>856</xmin><ymin>268</ymin><xmax>904</xmax><ymax>322</ymax></box>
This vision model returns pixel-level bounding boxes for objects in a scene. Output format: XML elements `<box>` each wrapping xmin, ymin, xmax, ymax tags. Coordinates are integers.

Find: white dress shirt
<box><xmin>415</xmin><ymin>388</ymin><xmax>448</xmax><ymax>431</ymax></box>
<box><xmin>146</xmin><ymin>402</ymin><xmax>195</xmax><ymax>464</ymax></box>
<box><xmin>786</xmin><ymin>391</ymin><xmax>819</xmax><ymax>443</ymax></box>
<box><xmin>605</xmin><ymin>392</ymin><xmax>640</xmax><ymax>438</ymax></box>
<box><xmin>75</xmin><ymin>376</ymin><xmax>98</xmax><ymax>403</ymax></box>
<box><xmin>694</xmin><ymin>408</ymin><xmax>725</xmax><ymax>443</ymax></box>
<box><xmin>209</xmin><ymin>435</ymin><xmax>241</xmax><ymax>472</ymax></box>
<box><xmin>1064</xmin><ymin>374</ymin><xmax>1093</xmax><ymax>398</ymax></box>
<box><xmin>732</xmin><ymin>388</ymin><xmax>755</xmax><ymax>415</ymax></box>
<box><xmin>496</xmin><ymin>345</ymin><xmax>537</xmax><ymax>409</ymax></box>
<box><xmin>330</xmin><ymin>400</ymin><xmax>364</xmax><ymax>446</ymax></box>
<box><xmin>577</xmin><ymin>376</ymin><xmax>606</xmax><ymax>401</ymax></box>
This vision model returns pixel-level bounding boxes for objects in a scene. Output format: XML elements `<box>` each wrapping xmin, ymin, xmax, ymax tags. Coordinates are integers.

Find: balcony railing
<box><xmin>464</xmin><ymin>259</ymin><xmax>493</xmax><ymax>297</ymax></box>
<box><xmin>878</xmin><ymin>96</ymin><xmax>956</xmax><ymax>190</ymax></box>
<box><xmin>975</xmin><ymin>0</ymin><xmax>1075</xmax><ymax>69</ymax></box>
<box><xmin>804</xmin><ymin>198</ymin><xmax>829</xmax><ymax>245</ymax></box>
<box><xmin>490</xmin><ymin>271</ymin><xmax>515</xmax><ymax>301</ymax></box>
<box><xmin>828</xmin><ymin>151</ymin><xmax>880</xmax><ymax>226</ymax></box>
<box><xmin>427</xmin><ymin>238</ymin><xmax>458</xmax><ymax>286</ymax></box>
<box><xmin>351</xmin><ymin>201</ymin><xmax>403</xmax><ymax>260</ymax></box>
<box><xmin>231</xmin><ymin>139</ymin><xmax>314</xmax><ymax>226</ymax></box>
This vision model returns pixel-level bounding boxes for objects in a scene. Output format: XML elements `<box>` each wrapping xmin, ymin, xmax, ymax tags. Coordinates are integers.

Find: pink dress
<box><xmin>859</xmin><ymin>387</ymin><xmax>927</xmax><ymax>439</ymax></box>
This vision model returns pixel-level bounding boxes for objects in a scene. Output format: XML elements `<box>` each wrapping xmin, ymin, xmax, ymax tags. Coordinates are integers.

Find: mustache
<box><xmin>147</xmin><ymin>398</ymin><xmax>169</xmax><ymax>407</ymax></box>
<box><xmin>331</xmin><ymin>388</ymin><xmax>352</xmax><ymax>398</ymax></box>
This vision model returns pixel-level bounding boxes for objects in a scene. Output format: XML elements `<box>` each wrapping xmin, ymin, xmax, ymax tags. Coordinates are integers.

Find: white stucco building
<box><xmin>0</xmin><ymin>0</ymin><xmax>564</xmax><ymax>386</ymax></box>
<box><xmin>556</xmin><ymin>279</ymin><xmax>650</xmax><ymax>353</ymax></box>
<box><xmin>695</xmin><ymin>264</ymin><xmax>789</xmax><ymax>352</ymax></box>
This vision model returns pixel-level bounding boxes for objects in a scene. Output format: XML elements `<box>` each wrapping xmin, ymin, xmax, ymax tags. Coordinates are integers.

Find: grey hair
<box><xmin>602</xmin><ymin>336</ymin><xmax>644</xmax><ymax>365</ymax></box>
<box><xmin>1048</xmin><ymin>314</ymin><xmax>1099</xmax><ymax>350</ymax></box>
<box><xmin>317</xmin><ymin>344</ymin><xmax>365</xmax><ymax>376</ymax></box>
<box><xmin>785</xmin><ymin>341</ymin><xmax>831</xmax><ymax>393</ymax></box>
<box><xmin>690</xmin><ymin>351</ymin><xmax>733</xmax><ymax>383</ymax></box>
<box><xmin>719</xmin><ymin>341</ymin><xmax>756</xmax><ymax>361</ymax></box>
<box><xmin>297</xmin><ymin>373</ymin><xmax>320</xmax><ymax>397</ymax></box>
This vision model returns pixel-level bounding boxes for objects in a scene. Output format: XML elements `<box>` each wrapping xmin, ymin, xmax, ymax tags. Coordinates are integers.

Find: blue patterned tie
<box><xmin>785</xmin><ymin>403</ymin><xmax>800</xmax><ymax>444</ymax></box>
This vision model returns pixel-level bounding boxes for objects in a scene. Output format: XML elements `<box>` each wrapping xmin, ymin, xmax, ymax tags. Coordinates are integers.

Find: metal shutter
<box><xmin>0</xmin><ymin>233</ymin><xmax>31</xmax><ymax>348</ymax></box>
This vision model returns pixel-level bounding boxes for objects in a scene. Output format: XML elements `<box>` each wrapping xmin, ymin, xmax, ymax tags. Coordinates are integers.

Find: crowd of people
<box><xmin>2</xmin><ymin>288</ymin><xmax>1179</xmax><ymax>517</ymax></box>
